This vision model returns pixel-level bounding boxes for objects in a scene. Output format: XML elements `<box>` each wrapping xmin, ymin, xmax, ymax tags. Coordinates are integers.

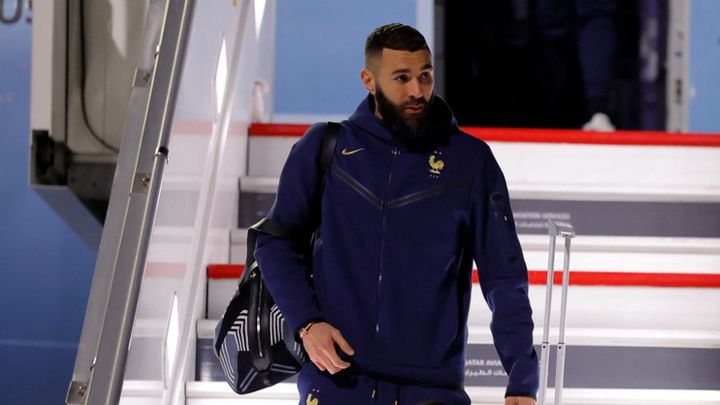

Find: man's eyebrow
<box><xmin>390</xmin><ymin>64</ymin><xmax>434</xmax><ymax>75</ymax></box>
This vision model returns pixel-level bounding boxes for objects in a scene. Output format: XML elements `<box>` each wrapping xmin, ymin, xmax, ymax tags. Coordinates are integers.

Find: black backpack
<box><xmin>213</xmin><ymin>122</ymin><xmax>339</xmax><ymax>394</ymax></box>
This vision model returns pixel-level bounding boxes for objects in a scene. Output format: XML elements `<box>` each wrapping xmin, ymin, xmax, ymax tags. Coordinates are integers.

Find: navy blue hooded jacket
<box><xmin>255</xmin><ymin>95</ymin><xmax>539</xmax><ymax>398</ymax></box>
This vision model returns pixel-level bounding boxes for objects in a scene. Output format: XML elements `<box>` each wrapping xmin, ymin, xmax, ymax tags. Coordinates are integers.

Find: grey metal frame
<box><xmin>66</xmin><ymin>0</ymin><xmax>195</xmax><ymax>403</ymax></box>
<box><xmin>666</xmin><ymin>0</ymin><xmax>690</xmax><ymax>132</ymax></box>
<box><xmin>538</xmin><ymin>220</ymin><xmax>575</xmax><ymax>405</ymax></box>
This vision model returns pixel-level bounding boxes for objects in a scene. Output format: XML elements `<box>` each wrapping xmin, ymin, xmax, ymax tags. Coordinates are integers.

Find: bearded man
<box><xmin>255</xmin><ymin>23</ymin><xmax>539</xmax><ymax>405</ymax></box>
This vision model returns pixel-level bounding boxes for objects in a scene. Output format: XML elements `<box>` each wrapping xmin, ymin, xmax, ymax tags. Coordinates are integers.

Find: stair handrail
<box><xmin>66</xmin><ymin>0</ymin><xmax>196</xmax><ymax>403</ymax></box>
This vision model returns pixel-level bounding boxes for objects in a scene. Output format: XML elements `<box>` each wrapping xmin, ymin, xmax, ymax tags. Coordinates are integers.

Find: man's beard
<box><xmin>375</xmin><ymin>86</ymin><xmax>432</xmax><ymax>141</ymax></box>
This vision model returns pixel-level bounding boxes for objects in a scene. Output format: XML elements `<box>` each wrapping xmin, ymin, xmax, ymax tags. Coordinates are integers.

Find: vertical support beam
<box><xmin>666</xmin><ymin>0</ymin><xmax>690</xmax><ymax>132</ymax></box>
<box><xmin>431</xmin><ymin>0</ymin><xmax>445</xmax><ymax>99</ymax></box>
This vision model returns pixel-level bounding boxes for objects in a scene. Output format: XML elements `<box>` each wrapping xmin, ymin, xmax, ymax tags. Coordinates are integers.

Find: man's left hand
<box><xmin>505</xmin><ymin>397</ymin><xmax>536</xmax><ymax>405</ymax></box>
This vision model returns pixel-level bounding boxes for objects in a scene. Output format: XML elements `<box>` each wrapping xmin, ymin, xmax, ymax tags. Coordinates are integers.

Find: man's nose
<box><xmin>407</xmin><ymin>78</ymin><xmax>422</xmax><ymax>98</ymax></box>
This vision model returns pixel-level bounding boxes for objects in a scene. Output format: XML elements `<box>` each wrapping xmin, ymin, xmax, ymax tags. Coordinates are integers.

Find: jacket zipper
<box><xmin>370</xmin><ymin>146</ymin><xmax>400</xmax><ymax>358</ymax></box>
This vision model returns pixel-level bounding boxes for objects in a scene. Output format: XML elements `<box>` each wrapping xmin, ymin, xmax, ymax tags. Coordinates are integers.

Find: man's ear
<box><xmin>360</xmin><ymin>68</ymin><xmax>375</xmax><ymax>95</ymax></box>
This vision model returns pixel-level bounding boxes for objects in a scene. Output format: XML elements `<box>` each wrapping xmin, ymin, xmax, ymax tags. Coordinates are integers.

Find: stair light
<box><xmin>254</xmin><ymin>0</ymin><xmax>266</xmax><ymax>38</ymax></box>
<box><xmin>213</xmin><ymin>36</ymin><xmax>228</xmax><ymax>118</ymax></box>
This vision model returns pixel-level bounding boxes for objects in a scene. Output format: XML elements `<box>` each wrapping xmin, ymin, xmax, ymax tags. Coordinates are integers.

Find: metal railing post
<box><xmin>538</xmin><ymin>220</ymin><xmax>575</xmax><ymax>405</ymax></box>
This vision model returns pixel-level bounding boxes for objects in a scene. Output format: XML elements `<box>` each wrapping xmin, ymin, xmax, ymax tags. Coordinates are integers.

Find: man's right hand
<box><xmin>300</xmin><ymin>322</ymin><xmax>355</xmax><ymax>374</ymax></box>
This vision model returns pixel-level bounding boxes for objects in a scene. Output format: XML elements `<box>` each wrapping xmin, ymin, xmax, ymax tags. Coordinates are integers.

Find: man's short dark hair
<box><xmin>365</xmin><ymin>23</ymin><xmax>430</xmax><ymax>65</ymax></box>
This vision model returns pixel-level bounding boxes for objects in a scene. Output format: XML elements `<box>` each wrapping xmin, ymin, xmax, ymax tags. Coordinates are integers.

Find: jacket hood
<box><xmin>348</xmin><ymin>94</ymin><xmax>459</xmax><ymax>152</ymax></box>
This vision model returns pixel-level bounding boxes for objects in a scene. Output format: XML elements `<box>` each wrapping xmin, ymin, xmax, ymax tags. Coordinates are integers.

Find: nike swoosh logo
<box><xmin>341</xmin><ymin>147</ymin><xmax>365</xmax><ymax>156</ymax></box>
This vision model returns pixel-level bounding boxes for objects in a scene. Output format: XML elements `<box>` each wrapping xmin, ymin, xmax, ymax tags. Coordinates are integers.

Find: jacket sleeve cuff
<box><xmin>293</xmin><ymin>317</ymin><xmax>326</xmax><ymax>342</ymax></box>
<box><xmin>504</xmin><ymin>392</ymin><xmax>537</xmax><ymax>401</ymax></box>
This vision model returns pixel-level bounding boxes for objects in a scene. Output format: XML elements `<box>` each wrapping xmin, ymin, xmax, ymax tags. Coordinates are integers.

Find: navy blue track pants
<box><xmin>297</xmin><ymin>364</ymin><xmax>471</xmax><ymax>405</ymax></box>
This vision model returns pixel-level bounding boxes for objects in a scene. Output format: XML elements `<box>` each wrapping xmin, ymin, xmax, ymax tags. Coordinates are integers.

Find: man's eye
<box><xmin>395</xmin><ymin>76</ymin><xmax>409</xmax><ymax>83</ymax></box>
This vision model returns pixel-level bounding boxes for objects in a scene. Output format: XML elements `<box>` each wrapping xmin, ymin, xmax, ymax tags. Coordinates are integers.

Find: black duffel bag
<box><xmin>213</xmin><ymin>219</ymin><xmax>306</xmax><ymax>393</ymax></box>
<box><xmin>213</xmin><ymin>122</ymin><xmax>339</xmax><ymax>394</ymax></box>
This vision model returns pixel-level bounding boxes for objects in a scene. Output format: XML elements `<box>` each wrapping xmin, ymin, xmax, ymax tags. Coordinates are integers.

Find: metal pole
<box><xmin>554</xmin><ymin>236</ymin><xmax>572</xmax><ymax>405</ymax></box>
<box><xmin>538</xmin><ymin>220</ymin><xmax>575</xmax><ymax>405</ymax></box>
<box><xmin>538</xmin><ymin>232</ymin><xmax>556</xmax><ymax>405</ymax></box>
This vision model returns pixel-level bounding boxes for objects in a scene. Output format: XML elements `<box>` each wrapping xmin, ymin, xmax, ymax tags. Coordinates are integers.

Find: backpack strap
<box><xmin>244</xmin><ymin>122</ymin><xmax>341</xmax><ymax>278</ymax></box>
<box><xmin>320</xmin><ymin>122</ymin><xmax>340</xmax><ymax>179</ymax></box>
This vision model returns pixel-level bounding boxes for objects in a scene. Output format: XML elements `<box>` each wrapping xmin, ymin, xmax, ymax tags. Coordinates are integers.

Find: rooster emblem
<box><xmin>429</xmin><ymin>154</ymin><xmax>445</xmax><ymax>175</ymax></box>
<box><xmin>306</xmin><ymin>393</ymin><xmax>319</xmax><ymax>405</ymax></box>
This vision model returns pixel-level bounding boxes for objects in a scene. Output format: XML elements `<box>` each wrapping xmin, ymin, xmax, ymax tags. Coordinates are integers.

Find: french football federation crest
<box><xmin>428</xmin><ymin>150</ymin><xmax>445</xmax><ymax>178</ymax></box>
<box><xmin>306</xmin><ymin>389</ymin><xmax>320</xmax><ymax>405</ymax></box>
